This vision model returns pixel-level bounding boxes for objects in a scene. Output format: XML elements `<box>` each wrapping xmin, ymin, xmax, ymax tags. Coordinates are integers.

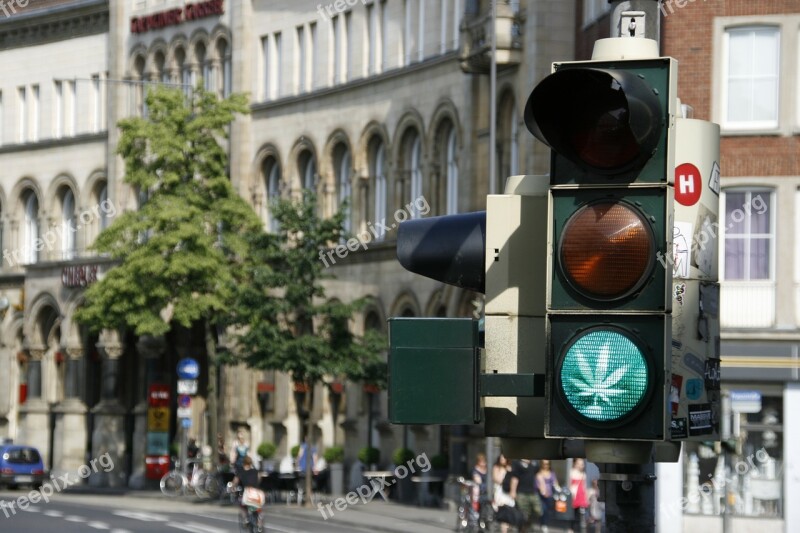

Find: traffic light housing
<box><xmin>526</xmin><ymin>40</ymin><xmax>677</xmax><ymax>441</ymax></box>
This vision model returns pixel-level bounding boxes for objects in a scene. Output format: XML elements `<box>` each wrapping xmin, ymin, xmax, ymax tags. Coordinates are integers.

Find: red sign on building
<box><xmin>131</xmin><ymin>0</ymin><xmax>224</xmax><ymax>34</ymax></box>
<box><xmin>148</xmin><ymin>383</ymin><xmax>170</xmax><ymax>408</ymax></box>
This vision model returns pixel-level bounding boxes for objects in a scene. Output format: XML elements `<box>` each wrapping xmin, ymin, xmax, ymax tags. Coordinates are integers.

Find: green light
<box><xmin>559</xmin><ymin>330</ymin><xmax>649</xmax><ymax>422</ymax></box>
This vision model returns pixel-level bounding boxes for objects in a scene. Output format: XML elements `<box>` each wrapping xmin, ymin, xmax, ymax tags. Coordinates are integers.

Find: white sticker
<box><xmin>708</xmin><ymin>161</ymin><xmax>720</xmax><ymax>196</ymax></box>
<box><xmin>672</xmin><ymin>222</ymin><xmax>693</xmax><ymax>279</ymax></box>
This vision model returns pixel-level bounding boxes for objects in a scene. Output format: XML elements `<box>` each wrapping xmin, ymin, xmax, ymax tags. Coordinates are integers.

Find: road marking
<box><xmin>87</xmin><ymin>521</ymin><xmax>110</xmax><ymax>529</ymax></box>
<box><xmin>167</xmin><ymin>522</ymin><xmax>229</xmax><ymax>533</ymax></box>
<box><xmin>113</xmin><ymin>509</ymin><xmax>171</xmax><ymax>521</ymax></box>
<box><xmin>44</xmin><ymin>510</ymin><xmax>64</xmax><ymax>517</ymax></box>
<box><xmin>110</xmin><ymin>530</ymin><xmax>133</xmax><ymax>533</ymax></box>
<box><xmin>65</xmin><ymin>515</ymin><xmax>87</xmax><ymax>522</ymax></box>
<box><xmin>22</xmin><ymin>504</ymin><xmax>40</xmax><ymax>512</ymax></box>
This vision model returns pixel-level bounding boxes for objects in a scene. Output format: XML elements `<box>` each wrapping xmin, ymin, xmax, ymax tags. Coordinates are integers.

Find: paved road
<box><xmin>0</xmin><ymin>490</ymin><xmax>382</xmax><ymax>532</ymax></box>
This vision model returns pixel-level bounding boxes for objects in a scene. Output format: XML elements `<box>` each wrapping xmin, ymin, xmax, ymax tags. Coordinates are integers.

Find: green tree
<box><xmin>225</xmin><ymin>190</ymin><xmax>387</xmax><ymax>506</ymax></box>
<box><xmin>75</xmin><ymin>85</ymin><xmax>261</xmax><ymax>454</ymax></box>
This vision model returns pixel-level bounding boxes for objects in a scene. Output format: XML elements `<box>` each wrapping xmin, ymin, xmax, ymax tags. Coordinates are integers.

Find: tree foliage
<box><xmin>75</xmin><ymin>86</ymin><xmax>261</xmax><ymax>335</ymax></box>
<box><xmin>226</xmin><ymin>191</ymin><xmax>387</xmax><ymax>387</ymax></box>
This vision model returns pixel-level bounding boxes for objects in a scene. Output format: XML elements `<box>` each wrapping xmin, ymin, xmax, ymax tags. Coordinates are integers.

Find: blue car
<box><xmin>0</xmin><ymin>444</ymin><xmax>46</xmax><ymax>489</ymax></box>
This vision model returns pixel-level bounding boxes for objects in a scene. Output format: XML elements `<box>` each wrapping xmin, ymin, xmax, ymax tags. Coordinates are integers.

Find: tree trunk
<box><xmin>304</xmin><ymin>385</ymin><xmax>315</xmax><ymax>507</ymax></box>
<box><xmin>205</xmin><ymin>319</ymin><xmax>218</xmax><ymax>468</ymax></box>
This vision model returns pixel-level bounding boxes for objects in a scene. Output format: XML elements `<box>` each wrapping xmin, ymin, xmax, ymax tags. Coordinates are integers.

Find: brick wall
<box><xmin>664</xmin><ymin>0</ymin><xmax>799</xmax><ymax>178</ymax></box>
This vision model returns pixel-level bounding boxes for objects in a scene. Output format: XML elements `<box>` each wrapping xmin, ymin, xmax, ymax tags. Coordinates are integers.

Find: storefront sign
<box><xmin>730</xmin><ymin>390</ymin><xmax>762</xmax><ymax>414</ymax></box>
<box><xmin>61</xmin><ymin>265</ymin><xmax>98</xmax><ymax>287</ymax></box>
<box><xmin>131</xmin><ymin>0</ymin><xmax>224</xmax><ymax>34</ymax></box>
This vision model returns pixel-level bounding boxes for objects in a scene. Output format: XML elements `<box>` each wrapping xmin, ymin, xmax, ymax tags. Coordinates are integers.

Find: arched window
<box><xmin>195</xmin><ymin>41</ymin><xmax>208</xmax><ymax>90</ymax></box>
<box><xmin>217</xmin><ymin>39</ymin><xmax>231</xmax><ymax>97</ymax></box>
<box><xmin>98</xmin><ymin>183</ymin><xmax>109</xmax><ymax>230</ymax></box>
<box><xmin>334</xmin><ymin>144</ymin><xmax>352</xmax><ymax>233</ymax></box>
<box><xmin>369</xmin><ymin>139</ymin><xmax>387</xmax><ymax>240</ymax></box>
<box><xmin>410</xmin><ymin>135</ymin><xmax>422</xmax><ymax>204</ymax></box>
<box><xmin>22</xmin><ymin>191</ymin><xmax>39</xmax><ymax>265</ymax></box>
<box><xmin>61</xmin><ymin>189</ymin><xmax>76</xmax><ymax>260</ymax></box>
<box><xmin>154</xmin><ymin>51</ymin><xmax>167</xmax><ymax>84</ymax></box>
<box><xmin>132</xmin><ymin>55</ymin><xmax>146</xmax><ymax>117</ymax></box>
<box><xmin>299</xmin><ymin>151</ymin><xmax>317</xmax><ymax>191</ymax></box>
<box><xmin>263</xmin><ymin>156</ymin><xmax>281</xmax><ymax>232</ymax></box>
<box><xmin>175</xmin><ymin>47</ymin><xmax>190</xmax><ymax>97</ymax></box>
<box><xmin>446</xmin><ymin>128</ymin><xmax>458</xmax><ymax>214</ymax></box>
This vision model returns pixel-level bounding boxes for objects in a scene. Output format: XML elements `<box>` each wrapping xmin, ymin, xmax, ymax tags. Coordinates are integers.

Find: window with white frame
<box><xmin>380</xmin><ymin>0</ymin><xmax>388</xmax><ymax>70</ymax></box>
<box><xmin>404</xmin><ymin>0</ymin><xmax>413</xmax><ymax>65</ymax></box>
<box><xmin>367</xmin><ymin>3</ymin><xmax>378</xmax><ymax>75</ymax></box>
<box><xmin>91</xmin><ymin>74</ymin><xmax>103</xmax><ymax>133</ymax></box>
<box><xmin>261</xmin><ymin>36</ymin><xmax>270</xmax><ymax>100</ymax></box>
<box><xmin>723</xmin><ymin>26</ymin><xmax>780</xmax><ymax>130</ymax></box>
<box><xmin>296</xmin><ymin>25</ymin><xmax>306</xmax><ymax>93</ymax></box>
<box><xmin>333</xmin><ymin>16</ymin><xmax>342</xmax><ymax>84</ymax></box>
<box><xmin>273</xmin><ymin>33</ymin><xmax>282</xmax><ymax>98</ymax></box>
<box><xmin>309</xmin><ymin>22</ymin><xmax>317</xmax><ymax>90</ymax></box>
<box><xmin>54</xmin><ymin>81</ymin><xmax>63</xmax><ymax>138</ymax></box>
<box><xmin>417</xmin><ymin>0</ymin><xmax>425</xmax><ymax>62</ymax></box>
<box><xmin>722</xmin><ymin>189</ymin><xmax>773</xmax><ymax>281</ymax></box>
<box><xmin>67</xmin><ymin>80</ymin><xmax>77</xmax><ymax>135</ymax></box>
<box><xmin>345</xmin><ymin>12</ymin><xmax>352</xmax><ymax>81</ymax></box>
<box><xmin>30</xmin><ymin>85</ymin><xmax>39</xmax><ymax>142</ymax></box>
<box><xmin>17</xmin><ymin>87</ymin><xmax>26</xmax><ymax>143</ymax></box>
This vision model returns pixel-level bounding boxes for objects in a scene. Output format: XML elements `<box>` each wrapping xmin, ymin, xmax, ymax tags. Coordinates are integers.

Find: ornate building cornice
<box><xmin>0</xmin><ymin>0</ymin><xmax>108</xmax><ymax>52</ymax></box>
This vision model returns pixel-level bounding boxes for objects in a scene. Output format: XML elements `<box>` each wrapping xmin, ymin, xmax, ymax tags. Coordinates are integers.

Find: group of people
<box><xmin>472</xmin><ymin>453</ymin><xmax>603</xmax><ymax>533</ymax></box>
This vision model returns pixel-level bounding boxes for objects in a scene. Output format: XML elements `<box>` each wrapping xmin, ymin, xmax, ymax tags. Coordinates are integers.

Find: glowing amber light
<box><xmin>560</xmin><ymin>202</ymin><xmax>653</xmax><ymax>300</ymax></box>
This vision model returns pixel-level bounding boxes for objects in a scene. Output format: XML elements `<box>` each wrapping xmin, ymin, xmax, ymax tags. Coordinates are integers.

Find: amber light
<box><xmin>560</xmin><ymin>201</ymin><xmax>654</xmax><ymax>300</ymax></box>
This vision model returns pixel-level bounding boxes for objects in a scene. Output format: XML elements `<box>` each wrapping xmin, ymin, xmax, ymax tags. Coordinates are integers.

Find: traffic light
<box><xmin>526</xmin><ymin>41</ymin><xmax>677</xmax><ymax>441</ymax></box>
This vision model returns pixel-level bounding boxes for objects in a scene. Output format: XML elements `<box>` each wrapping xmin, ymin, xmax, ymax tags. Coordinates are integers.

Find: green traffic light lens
<box><xmin>558</xmin><ymin>329</ymin><xmax>650</xmax><ymax>423</ymax></box>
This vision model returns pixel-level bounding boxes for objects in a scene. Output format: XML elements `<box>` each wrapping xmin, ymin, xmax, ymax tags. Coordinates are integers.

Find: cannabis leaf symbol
<box><xmin>562</xmin><ymin>332</ymin><xmax>647</xmax><ymax>421</ymax></box>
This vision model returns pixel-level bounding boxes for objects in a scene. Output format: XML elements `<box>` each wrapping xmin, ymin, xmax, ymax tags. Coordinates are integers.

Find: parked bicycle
<box><xmin>160</xmin><ymin>458</ymin><xmax>219</xmax><ymax>498</ymax></box>
<box><xmin>455</xmin><ymin>476</ymin><xmax>493</xmax><ymax>532</ymax></box>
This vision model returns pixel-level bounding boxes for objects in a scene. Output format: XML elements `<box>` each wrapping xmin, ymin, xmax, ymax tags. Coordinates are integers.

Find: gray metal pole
<box><xmin>600</xmin><ymin>5</ymin><xmax>662</xmax><ymax>532</ymax></box>
<box><xmin>489</xmin><ymin>0</ymin><xmax>497</xmax><ymax>195</ymax></box>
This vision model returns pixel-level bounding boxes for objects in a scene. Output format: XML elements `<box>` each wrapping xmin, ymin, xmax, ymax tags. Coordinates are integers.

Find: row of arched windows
<box><xmin>255</xmin><ymin>91</ymin><xmax>521</xmax><ymax>237</ymax></box>
<box><xmin>129</xmin><ymin>29</ymin><xmax>232</xmax><ymax>116</ymax></box>
<box><xmin>255</xmin><ymin>111</ymin><xmax>461</xmax><ymax>240</ymax></box>
<box><xmin>0</xmin><ymin>177</ymin><xmax>108</xmax><ymax>267</ymax></box>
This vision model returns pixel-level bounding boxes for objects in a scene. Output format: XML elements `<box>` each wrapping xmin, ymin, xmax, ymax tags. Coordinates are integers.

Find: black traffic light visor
<box><xmin>524</xmin><ymin>68</ymin><xmax>662</xmax><ymax>175</ymax></box>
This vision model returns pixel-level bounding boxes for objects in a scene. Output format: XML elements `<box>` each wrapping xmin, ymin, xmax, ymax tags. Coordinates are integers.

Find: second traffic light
<box><xmin>526</xmin><ymin>39</ymin><xmax>676</xmax><ymax>441</ymax></box>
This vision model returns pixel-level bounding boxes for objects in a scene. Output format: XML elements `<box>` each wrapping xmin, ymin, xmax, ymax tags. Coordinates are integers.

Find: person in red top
<box><xmin>568</xmin><ymin>458</ymin><xmax>590</xmax><ymax>533</ymax></box>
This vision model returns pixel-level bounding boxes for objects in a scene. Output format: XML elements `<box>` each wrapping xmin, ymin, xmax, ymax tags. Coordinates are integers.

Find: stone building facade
<box><xmin>0</xmin><ymin>0</ymin><xmax>575</xmax><ymax>486</ymax></box>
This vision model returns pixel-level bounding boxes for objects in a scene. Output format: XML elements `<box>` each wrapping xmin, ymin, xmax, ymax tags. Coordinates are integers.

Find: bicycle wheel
<box><xmin>238</xmin><ymin>509</ymin><xmax>256</xmax><ymax>533</ymax></box>
<box><xmin>203</xmin><ymin>474</ymin><xmax>222</xmax><ymax>499</ymax></box>
<box><xmin>192</xmin><ymin>471</ymin><xmax>209</xmax><ymax>498</ymax></box>
<box><xmin>160</xmin><ymin>471</ymin><xmax>186</xmax><ymax>496</ymax></box>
